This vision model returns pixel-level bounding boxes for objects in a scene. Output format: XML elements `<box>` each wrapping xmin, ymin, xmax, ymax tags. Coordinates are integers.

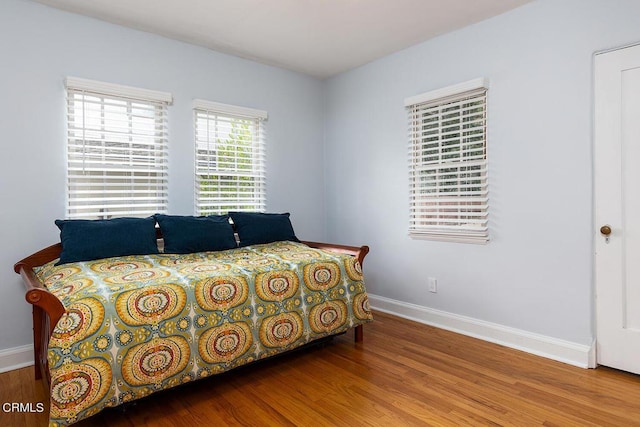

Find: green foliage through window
<box><xmin>195</xmin><ymin>111</ymin><xmax>265</xmax><ymax>215</ymax></box>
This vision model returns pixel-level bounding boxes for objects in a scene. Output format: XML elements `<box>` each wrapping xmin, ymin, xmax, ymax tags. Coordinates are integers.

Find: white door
<box><xmin>595</xmin><ymin>43</ymin><xmax>640</xmax><ymax>375</ymax></box>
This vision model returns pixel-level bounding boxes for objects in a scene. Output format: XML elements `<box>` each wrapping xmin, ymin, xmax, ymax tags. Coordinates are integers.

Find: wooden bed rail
<box><xmin>14</xmin><ymin>243</ymin><xmax>67</xmax><ymax>334</ymax></box>
<box><xmin>14</xmin><ymin>239</ymin><xmax>369</xmax><ymax>383</ymax></box>
<box><xmin>301</xmin><ymin>241</ymin><xmax>370</xmax><ymax>267</ymax></box>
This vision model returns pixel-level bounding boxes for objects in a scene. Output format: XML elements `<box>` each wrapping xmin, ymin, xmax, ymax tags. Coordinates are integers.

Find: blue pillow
<box><xmin>55</xmin><ymin>217</ymin><xmax>158</xmax><ymax>265</ymax></box>
<box><xmin>229</xmin><ymin>212</ymin><xmax>299</xmax><ymax>247</ymax></box>
<box><xmin>155</xmin><ymin>214</ymin><xmax>237</xmax><ymax>254</ymax></box>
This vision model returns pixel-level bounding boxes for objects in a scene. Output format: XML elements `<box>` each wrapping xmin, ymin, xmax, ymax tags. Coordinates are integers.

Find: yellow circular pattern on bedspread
<box><xmin>54</xmin><ymin>278</ymin><xmax>94</xmax><ymax>299</ymax></box>
<box><xmin>195</xmin><ymin>276</ymin><xmax>248</xmax><ymax>311</ymax></box>
<box><xmin>89</xmin><ymin>260</ymin><xmax>152</xmax><ymax>273</ymax></box>
<box><xmin>259</xmin><ymin>312</ymin><xmax>303</xmax><ymax>348</ymax></box>
<box><xmin>303</xmin><ymin>262</ymin><xmax>341</xmax><ymax>291</ymax></box>
<box><xmin>176</xmin><ymin>262</ymin><xmax>231</xmax><ymax>274</ymax></box>
<box><xmin>308</xmin><ymin>300</ymin><xmax>347</xmax><ymax>333</ymax></box>
<box><xmin>344</xmin><ymin>257</ymin><xmax>364</xmax><ymax>281</ymax></box>
<box><xmin>198</xmin><ymin>322</ymin><xmax>253</xmax><ymax>364</ymax></box>
<box><xmin>42</xmin><ymin>266</ymin><xmax>82</xmax><ymax>288</ymax></box>
<box><xmin>233</xmin><ymin>256</ymin><xmax>278</xmax><ymax>268</ymax></box>
<box><xmin>50</xmin><ymin>358</ymin><xmax>112</xmax><ymax>420</ymax></box>
<box><xmin>353</xmin><ymin>293</ymin><xmax>373</xmax><ymax>320</ymax></box>
<box><xmin>257</xmin><ymin>243</ymin><xmax>296</xmax><ymax>253</ymax></box>
<box><xmin>51</xmin><ymin>297</ymin><xmax>104</xmax><ymax>344</ymax></box>
<box><xmin>122</xmin><ymin>336</ymin><xmax>191</xmax><ymax>386</ymax></box>
<box><xmin>279</xmin><ymin>250</ymin><xmax>322</xmax><ymax>261</ymax></box>
<box><xmin>115</xmin><ymin>284</ymin><xmax>187</xmax><ymax>326</ymax></box>
<box><xmin>255</xmin><ymin>270</ymin><xmax>299</xmax><ymax>301</ymax></box>
<box><xmin>104</xmin><ymin>268</ymin><xmax>170</xmax><ymax>284</ymax></box>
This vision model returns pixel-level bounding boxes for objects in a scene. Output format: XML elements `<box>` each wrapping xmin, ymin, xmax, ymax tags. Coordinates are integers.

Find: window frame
<box><xmin>405</xmin><ymin>78</ymin><xmax>489</xmax><ymax>244</ymax></box>
<box><xmin>64</xmin><ymin>77</ymin><xmax>172</xmax><ymax>220</ymax></box>
<box><xmin>193</xmin><ymin>99</ymin><xmax>267</xmax><ymax>216</ymax></box>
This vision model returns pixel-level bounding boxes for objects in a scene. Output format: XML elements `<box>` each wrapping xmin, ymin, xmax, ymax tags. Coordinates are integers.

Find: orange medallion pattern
<box><xmin>198</xmin><ymin>322</ymin><xmax>253</xmax><ymax>364</ymax></box>
<box><xmin>54</xmin><ymin>278</ymin><xmax>93</xmax><ymax>299</ymax></box>
<box><xmin>115</xmin><ymin>284</ymin><xmax>187</xmax><ymax>326</ymax></box>
<box><xmin>104</xmin><ymin>268</ymin><xmax>170</xmax><ymax>284</ymax></box>
<box><xmin>122</xmin><ymin>336</ymin><xmax>191</xmax><ymax>386</ymax></box>
<box><xmin>308</xmin><ymin>300</ymin><xmax>348</xmax><ymax>334</ymax></box>
<box><xmin>177</xmin><ymin>262</ymin><xmax>231</xmax><ymax>274</ymax></box>
<box><xmin>50</xmin><ymin>358</ymin><xmax>112</xmax><ymax>421</ymax></box>
<box><xmin>195</xmin><ymin>276</ymin><xmax>248</xmax><ymax>311</ymax></box>
<box><xmin>90</xmin><ymin>260</ymin><xmax>152</xmax><ymax>273</ymax></box>
<box><xmin>50</xmin><ymin>297</ymin><xmax>104</xmax><ymax>344</ymax></box>
<box><xmin>255</xmin><ymin>270</ymin><xmax>300</xmax><ymax>301</ymax></box>
<box><xmin>344</xmin><ymin>257</ymin><xmax>364</xmax><ymax>281</ymax></box>
<box><xmin>353</xmin><ymin>293</ymin><xmax>373</xmax><ymax>321</ymax></box>
<box><xmin>41</xmin><ymin>266</ymin><xmax>81</xmax><ymax>288</ymax></box>
<box><xmin>303</xmin><ymin>262</ymin><xmax>341</xmax><ymax>291</ymax></box>
<box><xmin>259</xmin><ymin>312</ymin><xmax>304</xmax><ymax>348</ymax></box>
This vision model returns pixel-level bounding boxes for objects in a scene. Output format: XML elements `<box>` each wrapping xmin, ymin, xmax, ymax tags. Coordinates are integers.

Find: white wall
<box><xmin>0</xmin><ymin>0</ymin><xmax>326</xmax><ymax>352</ymax></box>
<box><xmin>324</xmin><ymin>0</ymin><xmax>640</xmax><ymax>347</ymax></box>
<box><xmin>3</xmin><ymin>0</ymin><xmax>640</xmax><ymax>365</ymax></box>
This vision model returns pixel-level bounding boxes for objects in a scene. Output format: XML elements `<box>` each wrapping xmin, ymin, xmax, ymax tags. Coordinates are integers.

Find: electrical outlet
<box><xmin>428</xmin><ymin>277</ymin><xmax>437</xmax><ymax>293</ymax></box>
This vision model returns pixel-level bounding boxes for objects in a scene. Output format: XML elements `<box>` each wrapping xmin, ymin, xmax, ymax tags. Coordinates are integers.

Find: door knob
<box><xmin>600</xmin><ymin>225</ymin><xmax>612</xmax><ymax>236</ymax></box>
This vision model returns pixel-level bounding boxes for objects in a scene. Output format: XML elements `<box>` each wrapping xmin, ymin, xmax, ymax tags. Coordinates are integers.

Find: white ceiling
<box><xmin>34</xmin><ymin>0</ymin><xmax>533</xmax><ymax>79</ymax></box>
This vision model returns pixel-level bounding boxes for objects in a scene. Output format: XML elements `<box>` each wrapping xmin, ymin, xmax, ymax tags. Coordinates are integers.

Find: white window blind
<box><xmin>193</xmin><ymin>100</ymin><xmax>267</xmax><ymax>215</ymax></box>
<box><xmin>406</xmin><ymin>78</ymin><xmax>489</xmax><ymax>244</ymax></box>
<box><xmin>65</xmin><ymin>77</ymin><xmax>172</xmax><ymax>219</ymax></box>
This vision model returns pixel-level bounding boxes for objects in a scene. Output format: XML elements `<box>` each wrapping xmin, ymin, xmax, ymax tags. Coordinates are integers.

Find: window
<box><xmin>406</xmin><ymin>78</ymin><xmax>489</xmax><ymax>244</ymax></box>
<box><xmin>65</xmin><ymin>77</ymin><xmax>172</xmax><ymax>219</ymax></box>
<box><xmin>193</xmin><ymin>100</ymin><xmax>267</xmax><ymax>215</ymax></box>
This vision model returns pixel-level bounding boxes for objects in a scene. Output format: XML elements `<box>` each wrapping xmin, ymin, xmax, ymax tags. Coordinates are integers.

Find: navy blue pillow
<box><xmin>155</xmin><ymin>214</ymin><xmax>237</xmax><ymax>254</ymax></box>
<box><xmin>55</xmin><ymin>217</ymin><xmax>159</xmax><ymax>265</ymax></box>
<box><xmin>229</xmin><ymin>212</ymin><xmax>299</xmax><ymax>247</ymax></box>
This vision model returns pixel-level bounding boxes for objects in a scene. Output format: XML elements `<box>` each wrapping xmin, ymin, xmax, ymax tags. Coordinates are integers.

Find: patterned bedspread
<box><xmin>35</xmin><ymin>241</ymin><xmax>373</xmax><ymax>426</ymax></box>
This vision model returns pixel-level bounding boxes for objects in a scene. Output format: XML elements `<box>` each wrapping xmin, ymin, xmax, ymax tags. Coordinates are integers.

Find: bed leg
<box><xmin>355</xmin><ymin>325</ymin><xmax>363</xmax><ymax>342</ymax></box>
<box><xmin>32</xmin><ymin>307</ymin><xmax>42</xmax><ymax>380</ymax></box>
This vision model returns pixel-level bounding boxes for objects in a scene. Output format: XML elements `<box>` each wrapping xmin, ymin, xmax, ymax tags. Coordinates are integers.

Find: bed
<box><xmin>13</xmin><ymin>213</ymin><xmax>373</xmax><ymax>426</ymax></box>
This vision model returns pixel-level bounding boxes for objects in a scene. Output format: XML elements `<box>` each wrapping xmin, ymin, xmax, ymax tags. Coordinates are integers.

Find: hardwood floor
<box><xmin>2</xmin><ymin>311</ymin><xmax>639</xmax><ymax>426</ymax></box>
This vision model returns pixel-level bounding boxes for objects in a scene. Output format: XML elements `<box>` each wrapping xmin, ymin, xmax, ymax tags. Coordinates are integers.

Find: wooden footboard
<box><xmin>14</xmin><ymin>240</ymin><xmax>369</xmax><ymax>386</ymax></box>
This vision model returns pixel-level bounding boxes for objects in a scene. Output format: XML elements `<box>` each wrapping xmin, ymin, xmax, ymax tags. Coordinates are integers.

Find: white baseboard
<box><xmin>0</xmin><ymin>345</ymin><xmax>34</xmax><ymax>374</ymax></box>
<box><xmin>369</xmin><ymin>294</ymin><xmax>595</xmax><ymax>369</ymax></box>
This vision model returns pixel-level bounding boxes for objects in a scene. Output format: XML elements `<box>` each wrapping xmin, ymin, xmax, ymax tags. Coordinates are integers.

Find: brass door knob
<box><xmin>600</xmin><ymin>225</ymin><xmax>612</xmax><ymax>236</ymax></box>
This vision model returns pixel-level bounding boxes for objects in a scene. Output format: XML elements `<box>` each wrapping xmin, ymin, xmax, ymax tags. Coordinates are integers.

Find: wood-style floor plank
<box><xmin>1</xmin><ymin>311</ymin><xmax>639</xmax><ymax>426</ymax></box>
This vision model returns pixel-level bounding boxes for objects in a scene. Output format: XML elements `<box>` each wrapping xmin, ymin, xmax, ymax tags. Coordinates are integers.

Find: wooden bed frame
<box><xmin>13</xmin><ymin>238</ymin><xmax>370</xmax><ymax>387</ymax></box>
